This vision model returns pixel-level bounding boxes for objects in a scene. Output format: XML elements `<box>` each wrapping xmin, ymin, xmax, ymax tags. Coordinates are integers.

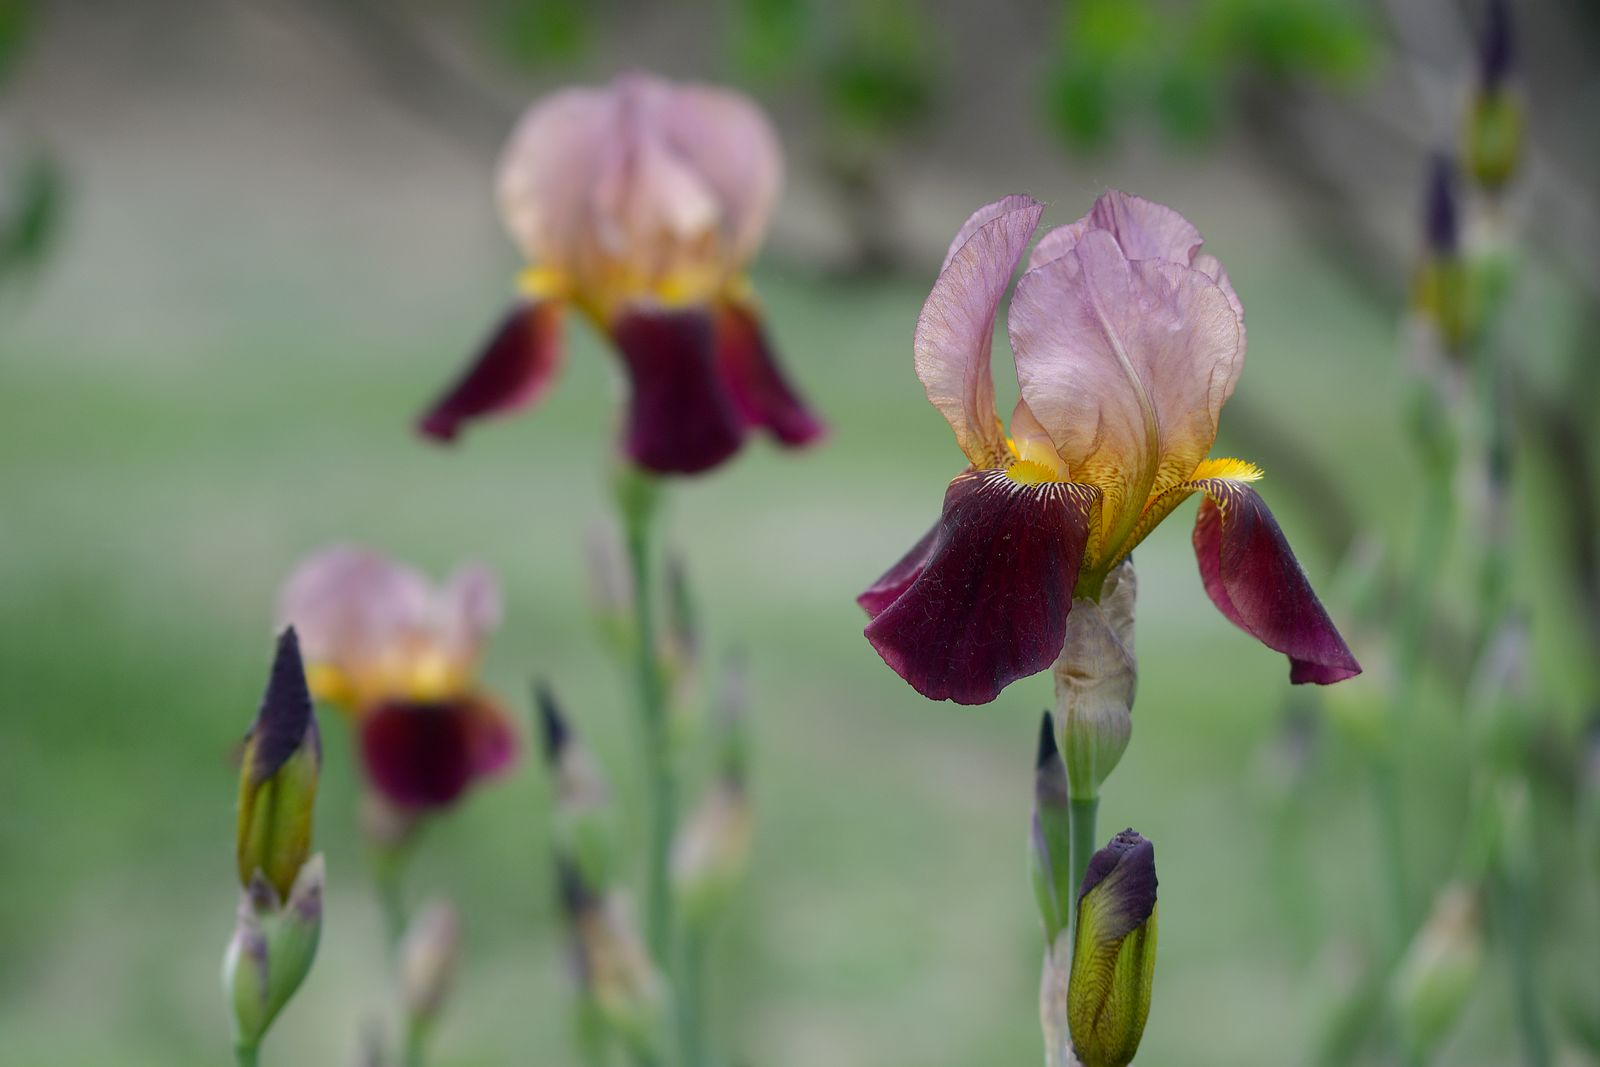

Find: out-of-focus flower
<box><xmin>860</xmin><ymin>191</ymin><xmax>1359</xmax><ymax>704</ymax></box>
<box><xmin>1411</xmin><ymin>154</ymin><xmax>1478</xmax><ymax>354</ymax></box>
<box><xmin>278</xmin><ymin>546</ymin><xmax>516</xmax><ymax>810</ymax></box>
<box><xmin>418</xmin><ymin>71</ymin><xmax>824</xmax><ymax>476</ymax></box>
<box><xmin>224</xmin><ymin>630</ymin><xmax>324</xmax><ymax>1056</ymax></box>
<box><xmin>1464</xmin><ymin>0</ymin><xmax>1522</xmax><ymax>192</ymax></box>
<box><xmin>236</xmin><ymin>628</ymin><xmax>321</xmax><ymax>900</ymax></box>
<box><xmin>1066</xmin><ymin>829</ymin><xmax>1158</xmax><ymax>1067</ymax></box>
<box><xmin>1391</xmin><ymin>883</ymin><xmax>1484</xmax><ymax>1059</ymax></box>
<box><xmin>398</xmin><ymin>899</ymin><xmax>462</xmax><ymax>1028</ymax></box>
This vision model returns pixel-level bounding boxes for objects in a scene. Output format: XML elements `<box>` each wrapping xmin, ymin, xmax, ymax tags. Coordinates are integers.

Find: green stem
<box><xmin>402</xmin><ymin>1016</ymin><xmax>428</xmax><ymax>1067</ymax></box>
<box><xmin>1500</xmin><ymin>866</ymin><xmax>1552</xmax><ymax>1067</ymax></box>
<box><xmin>1066</xmin><ymin>796</ymin><xmax>1099</xmax><ymax>934</ymax></box>
<box><xmin>1370</xmin><ymin>756</ymin><xmax>1410</xmax><ymax>965</ymax></box>
<box><xmin>619</xmin><ymin>472</ymin><xmax>675</xmax><ymax>965</ymax></box>
<box><xmin>678</xmin><ymin>928</ymin><xmax>708</xmax><ymax>1067</ymax></box>
<box><xmin>234</xmin><ymin>1041</ymin><xmax>261</xmax><ymax>1067</ymax></box>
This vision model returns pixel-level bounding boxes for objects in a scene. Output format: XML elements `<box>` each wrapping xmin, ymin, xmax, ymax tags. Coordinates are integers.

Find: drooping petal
<box><xmin>714</xmin><ymin>300</ymin><xmax>825</xmax><ymax>447</ymax></box>
<box><xmin>863</xmin><ymin>468</ymin><xmax>1097</xmax><ymax>705</ymax></box>
<box><xmin>612</xmin><ymin>306</ymin><xmax>746</xmax><ymax>475</ymax></box>
<box><xmin>1010</xmin><ymin>230</ymin><xmax>1242</xmax><ymax>554</ymax></box>
<box><xmin>360</xmin><ymin>697</ymin><xmax>514</xmax><ymax>810</ymax></box>
<box><xmin>857</xmin><ymin>521</ymin><xmax>939</xmax><ymax>619</ymax></box>
<box><xmin>278</xmin><ymin>547</ymin><xmax>435</xmax><ymax>689</ymax></box>
<box><xmin>417</xmin><ymin>300</ymin><xmax>565</xmax><ymax>442</ymax></box>
<box><xmin>916</xmin><ymin>195</ymin><xmax>1044</xmax><ymax>469</ymax></box>
<box><xmin>1190</xmin><ymin>478</ymin><xmax>1361</xmax><ymax>684</ymax></box>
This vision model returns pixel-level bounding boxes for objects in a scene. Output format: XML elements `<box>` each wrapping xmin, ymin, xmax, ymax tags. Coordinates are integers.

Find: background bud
<box><xmin>1031</xmin><ymin>711</ymin><xmax>1073</xmax><ymax>943</ymax></box>
<box><xmin>1391</xmin><ymin>883</ymin><xmax>1484</xmax><ymax>1058</ymax></box>
<box><xmin>236</xmin><ymin>628</ymin><xmax>321</xmax><ymax>901</ymax></box>
<box><xmin>399</xmin><ymin>898</ymin><xmax>462</xmax><ymax>1028</ymax></box>
<box><xmin>223</xmin><ymin>854</ymin><xmax>325</xmax><ymax>1050</ymax></box>
<box><xmin>572</xmin><ymin>891</ymin><xmax>668</xmax><ymax>1058</ymax></box>
<box><xmin>537</xmin><ymin>682</ymin><xmax>616</xmax><ymax>893</ymax></box>
<box><xmin>672</xmin><ymin>659</ymin><xmax>754</xmax><ymax>929</ymax></box>
<box><xmin>1053</xmin><ymin>562</ymin><xmax>1136</xmax><ymax>800</ymax></box>
<box><xmin>1068</xmin><ymin>830</ymin><xmax>1158</xmax><ymax>1067</ymax></box>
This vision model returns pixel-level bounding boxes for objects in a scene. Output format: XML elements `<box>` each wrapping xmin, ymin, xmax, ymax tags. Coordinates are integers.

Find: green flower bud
<box><xmin>537</xmin><ymin>682</ymin><xmax>616</xmax><ymax>894</ymax></box>
<box><xmin>1068</xmin><ymin>830</ymin><xmax>1158</xmax><ymax>1067</ymax></box>
<box><xmin>1391</xmin><ymin>884</ymin><xmax>1484</xmax><ymax>1058</ymax></box>
<box><xmin>1053</xmin><ymin>562</ymin><xmax>1135</xmax><ymax>801</ymax></box>
<box><xmin>672</xmin><ymin>779</ymin><xmax>753</xmax><ymax>930</ymax></box>
<box><xmin>1031</xmin><ymin>712</ymin><xmax>1073</xmax><ymax>943</ymax></box>
<box><xmin>222</xmin><ymin>854</ymin><xmax>324</xmax><ymax>1051</ymax></box>
<box><xmin>570</xmin><ymin>889</ymin><xmax>668</xmax><ymax>1059</ymax></box>
<box><xmin>1465</xmin><ymin>90</ymin><xmax>1523</xmax><ymax>192</ymax></box>
<box><xmin>236</xmin><ymin>629</ymin><xmax>321</xmax><ymax>902</ymax></box>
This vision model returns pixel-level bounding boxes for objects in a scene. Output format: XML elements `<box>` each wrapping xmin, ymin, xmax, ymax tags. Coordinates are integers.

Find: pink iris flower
<box><xmin>278</xmin><ymin>547</ymin><xmax>516</xmax><ymax>809</ymax></box>
<box><xmin>860</xmin><ymin>192</ymin><xmax>1361</xmax><ymax>705</ymax></box>
<box><xmin>417</xmin><ymin>72</ymin><xmax>824</xmax><ymax>475</ymax></box>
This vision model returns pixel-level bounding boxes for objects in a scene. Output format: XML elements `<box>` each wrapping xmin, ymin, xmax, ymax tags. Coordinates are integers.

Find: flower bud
<box><xmin>236</xmin><ymin>628</ymin><xmax>321</xmax><ymax>904</ymax></box>
<box><xmin>1465</xmin><ymin>0</ymin><xmax>1522</xmax><ymax>191</ymax></box>
<box><xmin>1391</xmin><ymin>883</ymin><xmax>1484</xmax><ymax>1058</ymax></box>
<box><xmin>1411</xmin><ymin>155</ymin><xmax>1476</xmax><ymax>354</ymax></box>
<box><xmin>1031</xmin><ymin>711</ymin><xmax>1073</xmax><ymax>943</ymax></box>
<box><xmin>1067</xmin><ymin>829</ymin><xmax>1158</xmax><ymax>1067</ymax></box>
<box><xmin>223</xmin><ymin>854</ymin><xmax>325</xmax><ymax>1050</ymax></box>
<box><xmin>1053</xmin><ymin>562</ymin><xmax>1135</xmax><ymax>801</ymax></box>
<box><xmin>673</xmin><ymin>658</ymin><xmax>754</xmax><ymax>929</ymax></box>
<box><xmin>584</xmin><ymin>523</ymin><xmax>634</xmax><ymax>652</ymax></box>
<box><xmin>570</xmin><ymin>889</ymin><xmax>668</xmax><ymax>1058</ymax></box>
<box><xmin>399</xmin><ymin>899</ymin><xmax>462</xmax><ymax>1027</ymax></box>
<box><xmin>537</xmin><ymin>682</ymin><xmax>616</xmax><ymax>894</ymax></box>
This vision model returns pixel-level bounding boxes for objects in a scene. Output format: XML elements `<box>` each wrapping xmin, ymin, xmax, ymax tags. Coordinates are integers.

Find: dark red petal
<box><xmin>715</xmin><ymin>302</ymin><xmax>825</xmax><ymax>447</ymax></box>
<box><xmin>466</xmin><ymin>697</ymin><xmax>517</xmax><ymax>779</ymax></box>
<box><xmin>360</xmin><ymin>700</ymin><xmax>477</xmax><ymax>809</ymax></box>
<box><xmin>1192</xmin><ymin>483</ymin><xmax>1362</xmax><ymax>684</ymax></box>
<box><xmin>864</xmin><ymin>469</ymin><xmax>1095</xmax><ymax>705</ymax></box>
<box><xmin>613</xmin><ymin>307</ymin><xmax>746</xmax><ymax>475</ymax></box>
<box><xmin>857</xmin><ymin>521</ymin><xmax>939</xmax><ymax>619</ymax></box>
<box><xmin>418</xmin><ymin>300</ymin><xmax>564</xmax><ymax>442</ymax></box>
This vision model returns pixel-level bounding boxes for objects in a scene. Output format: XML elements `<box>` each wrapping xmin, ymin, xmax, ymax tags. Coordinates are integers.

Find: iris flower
<box><xmin>418</xmin><ymin>72</ymin><xmax>824</xmax><ymax>475</ymax></box>
<box><xmin>860</xmin><ymin>192</ymin><xmax>1360</xmax><ymax>705</ymax></box>
<box><xmin>278</xmin><ymin>547</ymin><xmax>515</xmax><ymax>809</ymax></box>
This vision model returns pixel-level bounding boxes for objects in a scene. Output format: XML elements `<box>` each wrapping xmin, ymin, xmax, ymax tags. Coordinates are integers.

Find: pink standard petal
<box><xmin>715</xmin><ymin>301</ymin><xmax>825</xmax><ymax>447</ymax></box>
<box><xmin>612</xmin><ymin>306</ymin><xmax>745</xmax><ymax>475</ymax></box>
<box><xmin>497</xmin><ymin>88</ymin><xmax>614</xmax><ymax>267</ymax></box>
<box><xmin>1010</xmin><ymin>230</ymin><xmax>1243</xmax><ymax>539</ymax></box>
<box><xmin>863</xmin><ymin>469</ymin><xmax>1097</xmax><ymax>705</ymax></box>
<box><xmin>418</xmin><ymin>300</ymin><xmax>565</xmax><ymax>442</ymax></box>
<box><xmin>1191</xmin><ymin>482</ymin><xmax>1361</xmax><ymax>684</ymax></box>
<box><xmin>916</xmin><ymin>195</ymin><xmax>1044</xmax><ymax>469</ymax></box>
<box><xmin>659</xmin><ymin>82</ymin><xmax>783</xmax><ymax>265</ymax></box>
<box><xmin>278</xmin><ymin>547</ymin><xmax>434</xmax><ymax>671</ymax></box>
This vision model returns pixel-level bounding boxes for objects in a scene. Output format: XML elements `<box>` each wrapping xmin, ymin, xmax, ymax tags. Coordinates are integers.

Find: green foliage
<box><xmin>0</xmin><ymin>152</ymin><xmax>64</xmax><ymax>291</ymax></box>
<box><xmin>491</xmin><ymin>0</ymin><xmax>592</xmax><ymax>68</ymax></box>
<box><xmin>731</xmin><ymin>0</ymin><xmax>812</xmax><ymax>85</ymax></box>
<box><xmin>0</xmin><ymin>0</ymin><xmax>30</xmax><ymax>86</ymax></box>
<box><xmin>1043</xmin><ymin>0</ymin><xmax>1377</xmax><ymax>152</ymax></box>
<box><xmin>820</xmin><ymin>0</ymin><xmax>938</xmax><ymax>134</ymax></box>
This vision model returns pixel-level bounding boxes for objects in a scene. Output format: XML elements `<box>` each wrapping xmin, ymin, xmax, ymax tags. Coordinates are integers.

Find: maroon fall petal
<box><xmin>418</xmin><ymin>299</ymin><xmax>565</xmax><ymax>442</ymax></box>
<box><xmin>714</xmin><ymin>302</ymin><xmax>826</xmax><ymax>447</ymax></box>
<box><xmin>1191</xmin><ymin>483</ymin><xmax>1362</xmax><ymax>684</ymax></box>
<box><xmin>864</xmin><ymin>469</ymin><xmax>1096</xmax><ymax>705</ymax></box>
<box><xmin>360</xmin><ymin>700</ymin><xmax>481</xmax><ymax>810</ymax></box>
<box><xmin>613</xmin><ymin>307</ymin><xmax>746</xmax><ymax>475</ymax></box>
<box><xmin>857</xmin><ymin>521</ymin><xmax>939</xmax><ymax>619</ymax></box>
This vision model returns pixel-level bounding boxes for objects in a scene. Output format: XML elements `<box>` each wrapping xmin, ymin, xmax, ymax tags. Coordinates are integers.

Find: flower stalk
<box><xmin>615</xmin><ymin>465</ymin><xmax>677</xmax><ymax>965</ymax></box>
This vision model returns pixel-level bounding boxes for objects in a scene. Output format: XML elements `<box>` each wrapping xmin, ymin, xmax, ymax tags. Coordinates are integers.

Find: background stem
<box><xmin>619</xmin><ymin>473</ymin><xmax>676</xmax><ymax>965</ymax></box>
<box><xmin>678</xmin><ymin>928</ymin><xmax>708</xmax><ymax>1067</ymax></box>
<box><xmin>1066</xmin><ymin>797</ymin><xmax>1099</xmax><ymax>931</ymax></box>
<box><xmin>234</xmin><ymin>1041</ymin><xmax>261</xmax><ymax>1067</ymax></box>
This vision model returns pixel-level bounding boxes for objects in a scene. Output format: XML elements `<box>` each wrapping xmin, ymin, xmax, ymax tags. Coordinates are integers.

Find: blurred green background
<box><xmin>3</xmin><ymin>1</ymin><xmax>1598</xmax><ymax>1065</ymax></box>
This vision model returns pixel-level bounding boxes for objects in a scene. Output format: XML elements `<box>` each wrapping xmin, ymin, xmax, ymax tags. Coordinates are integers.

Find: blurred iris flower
<box><xmin>278</xmin><ymin>547</ymin><xmax>515</xmax><ymax>809</ymax></box>
<box><xmin>419</xmin><ymin>71</ymin><xmax>824</xmax><ymax>475</ymax></box>
<box><xmin>860</xmin><ymin>191</ymin><xmax>1360</xmax><ymax>704</ymax></box>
